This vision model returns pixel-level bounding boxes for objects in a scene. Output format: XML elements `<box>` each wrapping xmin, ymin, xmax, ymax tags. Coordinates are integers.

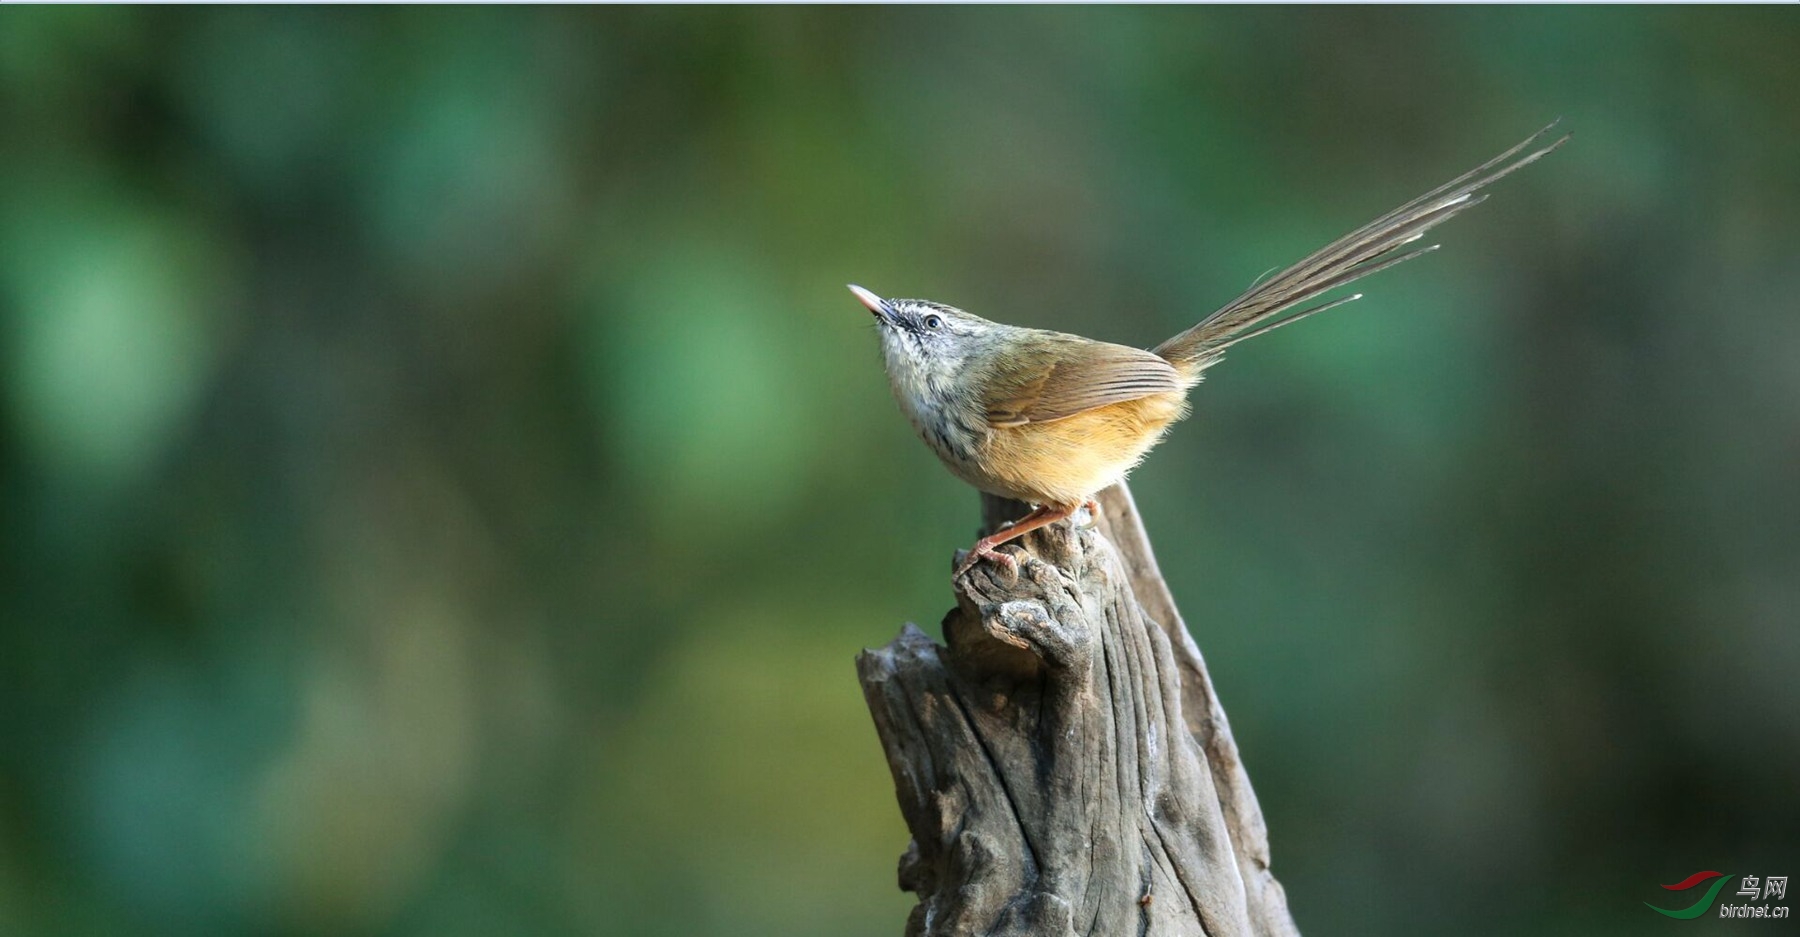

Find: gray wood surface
<box><xmin>857</xmin><ymin>481</ymin><xmax>1300</xmax><ymax>936</ymax></box>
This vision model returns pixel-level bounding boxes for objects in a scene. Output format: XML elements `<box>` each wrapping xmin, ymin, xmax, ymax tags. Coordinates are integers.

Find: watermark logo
<box><xmin>1646</xmin><ymin>871</ymin><xmax>1789</xmax><ymax>920</ymax></box>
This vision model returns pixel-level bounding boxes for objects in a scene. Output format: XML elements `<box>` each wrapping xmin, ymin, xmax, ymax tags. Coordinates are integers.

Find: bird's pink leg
<box><xmin>955</xmin><ymin>503</ymin><xmax>1078</xmax><ymax>575</ymax></box>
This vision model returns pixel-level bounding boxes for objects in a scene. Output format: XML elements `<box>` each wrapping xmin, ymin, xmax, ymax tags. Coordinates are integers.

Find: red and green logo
<box><xmin>1647</xmin><ymin>871</ymin><xmax>1735</xmax><ymax>919</ymax></box>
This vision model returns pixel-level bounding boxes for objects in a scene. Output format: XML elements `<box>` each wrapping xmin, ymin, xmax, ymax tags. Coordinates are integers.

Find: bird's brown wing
<box><xmin>982</xmin><ymin>334</ymin><xmax>1186</xmax><ymax>428</ymax></box>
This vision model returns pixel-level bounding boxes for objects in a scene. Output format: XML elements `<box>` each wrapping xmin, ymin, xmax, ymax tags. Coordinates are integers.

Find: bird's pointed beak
<box><xmin>848</xmin><ymin>284</ymin><xmax>893</xmax><ymax>324</ymax></box>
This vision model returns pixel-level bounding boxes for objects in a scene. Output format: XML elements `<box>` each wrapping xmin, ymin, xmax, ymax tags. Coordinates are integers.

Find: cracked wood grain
<box><xmin>857</xmin><ymin>481</ymin><xmax>1300</xmax><ymax>937</ymax></box>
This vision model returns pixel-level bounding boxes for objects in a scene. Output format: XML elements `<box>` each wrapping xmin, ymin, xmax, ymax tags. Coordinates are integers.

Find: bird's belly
<box><xmin>968</xmin><ymin>392</ymin><xmax>1189</xmax><ymax>507</ymax></box>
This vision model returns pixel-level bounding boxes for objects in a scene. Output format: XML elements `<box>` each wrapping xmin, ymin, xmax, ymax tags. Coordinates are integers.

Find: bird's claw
<box><xmin>955</xmin><ymin>542</ymin><xmax>1018</xmax><ymax>577</ymax></box>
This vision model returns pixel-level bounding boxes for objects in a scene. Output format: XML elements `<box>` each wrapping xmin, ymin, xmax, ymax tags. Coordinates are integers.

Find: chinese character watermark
<box><xmin>1647</xmin><ymin>871</ymin><xmax>1791</xmax><ymax>921</ymax></box>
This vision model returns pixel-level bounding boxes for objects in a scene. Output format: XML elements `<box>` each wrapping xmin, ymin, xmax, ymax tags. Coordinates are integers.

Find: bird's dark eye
<box><xmin>923</xmin><ymin>314</ymin><xmax>943</xmax><ymax>330</ymax></box>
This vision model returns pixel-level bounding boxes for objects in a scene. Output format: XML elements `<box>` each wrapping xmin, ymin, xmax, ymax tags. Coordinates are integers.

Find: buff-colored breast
<box><xmin>969</xmin><ymin>389</ymin><xmax>1191</xmax><ymax>507</ymax></box>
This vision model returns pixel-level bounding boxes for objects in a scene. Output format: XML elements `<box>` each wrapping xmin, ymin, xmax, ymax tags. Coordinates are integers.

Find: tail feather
<box><xmin>1154</xmin><ymin>121</ymin><xmax>1569</xmax><ymax>369</ymax></box>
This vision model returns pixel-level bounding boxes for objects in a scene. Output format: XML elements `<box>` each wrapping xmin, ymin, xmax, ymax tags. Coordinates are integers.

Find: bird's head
<box><xmin>848</xmin><ymin>285</ymin><xmax>997</xmax><ymax>391</ymax></box>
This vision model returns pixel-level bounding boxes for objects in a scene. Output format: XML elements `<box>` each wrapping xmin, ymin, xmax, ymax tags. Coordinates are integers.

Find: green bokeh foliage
<box><xmin>1</xmin><ymin>7</ymin><xmax>1796</xmax><ymax>936</ymax></box>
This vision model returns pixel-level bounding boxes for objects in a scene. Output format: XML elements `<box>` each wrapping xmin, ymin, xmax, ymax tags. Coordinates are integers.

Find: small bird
<box><xmin>854</xmin><ymin>122</ymin><xmax>1568</xmax><ymax>575</ymax></box>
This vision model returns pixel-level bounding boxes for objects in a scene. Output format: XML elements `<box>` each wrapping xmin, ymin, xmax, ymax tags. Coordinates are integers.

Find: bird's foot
<box><xmin>955</xmin><ymin>540</ymin><xmax>1018</xmax><ymax>577</ymax></box>
<box><xmin>954</xmin><ymin>503</ymin><xmax>1081</xmax><ymax>577</ymax></box>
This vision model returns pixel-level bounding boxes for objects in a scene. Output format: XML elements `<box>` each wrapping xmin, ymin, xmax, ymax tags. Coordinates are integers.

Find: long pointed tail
<box><xmin>1154</xmin><ymin>121</ymin><xmax>1569</xmax><ymax>370</ymax></box>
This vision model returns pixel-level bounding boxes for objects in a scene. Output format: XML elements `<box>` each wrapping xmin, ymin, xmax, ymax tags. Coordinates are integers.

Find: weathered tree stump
<box><xmin>857</xmin><ymin>482</ymin><xmax>1300</xmax><ymax>936</ymax></box>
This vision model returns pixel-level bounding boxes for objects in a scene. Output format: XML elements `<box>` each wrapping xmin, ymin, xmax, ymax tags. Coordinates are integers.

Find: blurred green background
<box><xmin>2</xmin><ymin>7</ymin><xmax>1797</xmax><ymax>936</ymax></box>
